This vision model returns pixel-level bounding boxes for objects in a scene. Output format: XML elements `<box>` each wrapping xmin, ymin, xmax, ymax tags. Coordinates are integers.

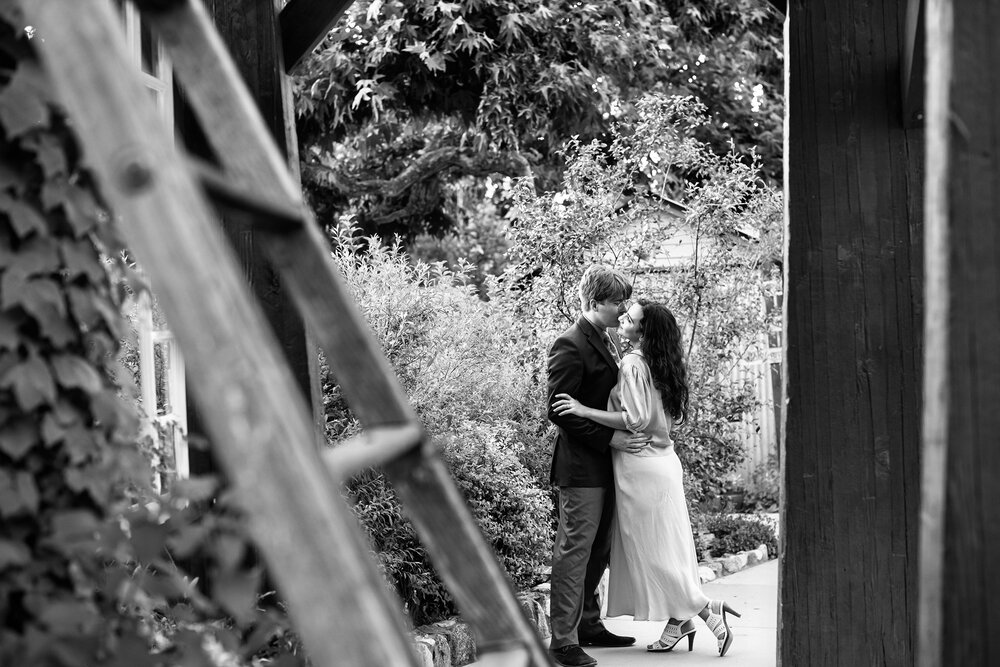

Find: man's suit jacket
<box><xmin>547</xmin><ymin>316</ymin><xmax>621</xmax><ymax>487</ymax></box>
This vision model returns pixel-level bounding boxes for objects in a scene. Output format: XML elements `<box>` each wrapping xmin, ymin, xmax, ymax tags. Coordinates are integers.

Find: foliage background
<box><xmin>293</xmin><ymin>0</ymin><xmax>784</xmax><ymax>241</ymax></box>
<box><xmin>0</xmin><ymin>0</ymin><xmax>784</xmax><ymax>660</ymax></box>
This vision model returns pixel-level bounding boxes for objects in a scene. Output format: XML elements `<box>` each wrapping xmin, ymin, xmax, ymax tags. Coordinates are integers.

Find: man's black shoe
<box><xmin>549</xmin><ymin>644</ymin><xmax>598</xmax><ymax>666</ymax></box>
<box><xmin>579</xmin><ymin>629</ymin><xmax>636</xmax><ymax>647</ymax></box>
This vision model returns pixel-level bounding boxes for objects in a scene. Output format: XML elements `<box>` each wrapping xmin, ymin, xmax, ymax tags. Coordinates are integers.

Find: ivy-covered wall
<box><xmin>0</xmin><ymin>12</ymin><xmax>303</xmax><ymax>666</ymax></box>
<box><xmin>0</xmin><ymin>12</ymin><xmax>157</xmax><ymax>663</ymax></box>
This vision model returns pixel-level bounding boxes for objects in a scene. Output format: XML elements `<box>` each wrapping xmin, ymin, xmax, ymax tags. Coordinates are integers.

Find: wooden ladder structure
<box><xmin>20</xmin><ymin>1</ymin><xmax>552</xmax><ymax>665</ymax></box>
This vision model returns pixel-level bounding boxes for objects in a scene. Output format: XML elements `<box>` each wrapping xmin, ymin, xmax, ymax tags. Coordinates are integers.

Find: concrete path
<box><xmin>478</xmin><ymin>559</ymin><xmax>778</xmax><ymax>667</ymax></box>
<box><xmin>576</xmin><ymin>559</ymin><xmax>778</xmax><ymax>667</ymax></box>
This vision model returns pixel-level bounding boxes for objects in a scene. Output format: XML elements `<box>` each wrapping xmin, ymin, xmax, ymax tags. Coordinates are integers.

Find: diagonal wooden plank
<box><xmin>22</xmin><ymin>2</ymin><xmax>421</xmax><ymax>665</ymax></box>
<box><xmin>279</xmin><ymin>0</ymin><xmax>355</xmax><ymax>72</ymax></box>
<box><xmin>134</xmin><ymin>3</ymin><xmax>554</xmax><ymax>663</ymax></box>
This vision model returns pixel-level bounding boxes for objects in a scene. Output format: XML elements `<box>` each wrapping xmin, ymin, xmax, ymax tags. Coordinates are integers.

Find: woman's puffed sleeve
<box><xmin>619</xmin><ymin>357</ymin><xmax>654</xmax><ymax>432</ymax></box>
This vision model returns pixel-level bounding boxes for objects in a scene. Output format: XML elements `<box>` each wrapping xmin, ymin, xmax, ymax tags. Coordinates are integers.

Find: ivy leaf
<box><xmin>130</xmin><ymin>518</ymin><xmax>169</xmax><ymax>564</ymax></box>
<box><xmin>0</xmin><ymin>312</ymin><xmax>22</xmax><ymax>351</ymax></box>
<box><xmin>90</xmin><ymin>389</ymin><xmax>137</xmax><ymax>434</ymax></box>
<box><xmin>66</xmin><ymin>285</ymin><xmax>102</xmax><ymax>331</ymax></box>
<box><xmin>59</xmin><ymin>238</ymin><xmax>105</xmax><ymax>283</ymax></box>
<box><xmin>61</xmin><ymin>186</ymin><xmax>103</xmax><ymax>238</ymax></box>
<box><xmin>211</xmin><ymin>566</ymin><xmax>262</xmax><ymax>625</ymax></box>
<box><xmin>0</xmin><ymin>416</ymin><xmax>37</xmax><ymax>460</ymax></box>
<box><xmin>0</xmin><ymin>192</ymin><xmax>48</xmax><ymax>237</ymax></box>
<box><xmin>211</xmin><ymin>533</ymin><xmax>247</xmax><ymax>571</ymax></box>
<box><xmin>41</xmin><ymin>179</ymin><xmax>103</xmax><ymax>239</ymax></box>
<box><xmin>0</xmin><ymin>353</ymin><xmax>56</xmax><ymax>411</ymax></box>
<box><xmin>23</xmin><ymin>133</ymin><xmax>68</xmax><ymax>179</ymax></box>
<box><xmin>0</xmin><ymin>60</ymin><xmax>51</xmax><ymax>138</ymax></box>
<box><xmin>0</xmin><ymin>469</ymin><xmax>39</xmax><ymax>517</ymax></box>
<box><xmin>41</xmin><ymin>411</ymin><xmax>64</xmax><ymax>446</ymax></box>
<box><xmin>39</xmin><ymin>599</ymin><xmax>101</xmax><ymax>638</ymax></box>
<box><xmin>46</xmin><ymin>510</ymin><xmax>101</xmax><ymax>556</ymax></box>
<box><xmin>106</xmin><ymin>634</ymin><xmax>156</xmax><ymax>667</ymax></box>
<box><xmin>0</xmin><ymin>159</ymin><xmax>21</xmax><ymax>192</ymax></box>
<box><xmin>171</xmin><ymin>629</ymin><xmax>217</xmax><ymax>667</ymax></box>
<box><xmin>50</xmin><ymin>353</ymin><xmax>102</xmax><ymax>393</ymax></box>
<box><xmin>0</xmin><ymin>538</ymin><xmax>31</xmax><ymax>571</ymax></box>
<box><xmin>10</xmin><ymin>234</ymin><xmax>60</xmax><ymax>276</ymax></box>
<box><xmin>6</xmin><ymin>277</ymin><xmax>76</xmax><ymax>346</ymax></box>
<box><xmin>167</xmin><ymin>520</ymin><xmax>214</xmax><ymax>559</ymax></box>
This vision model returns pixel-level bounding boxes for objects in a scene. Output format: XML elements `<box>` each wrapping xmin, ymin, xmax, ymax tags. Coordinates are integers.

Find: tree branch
<box><xmin>303</xmin><ymin>147</ymin><xmax>531</xmax><ymax>199</ymax></box>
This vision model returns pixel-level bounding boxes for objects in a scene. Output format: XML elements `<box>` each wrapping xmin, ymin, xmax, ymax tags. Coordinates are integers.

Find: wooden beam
<box><xmin>279</xmin><ymin>0</ymin><xmax>354</xmax><ymax>73</ymax></box>
<box><xmin>182</xmin><ymin>0</ymin><xmax>324</xmax><ymax>450</ymax></box>
<box><xmin>23</xmin><ymin>2</ymin><xmax>420</xmax><ymax>664</ymax></box>
<box><xmin>902</xmin><ymin>0</ymin><xmax>926</xmax><ymax>127</ymax></box>
<box><xmin>782</xmin><ymin>1</ymin><xmax>923</xmax><ymax>663</ymax></box>
<box><xmin>919</xmin><ymin>0</ymin><xmax>1000</xmax><ymax>664</ymax></box>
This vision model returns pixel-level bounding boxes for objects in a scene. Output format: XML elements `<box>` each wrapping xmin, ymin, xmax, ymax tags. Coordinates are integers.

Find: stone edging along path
<box><xmin>409</xmin><ymin>543</ymin><xmax>773</xmax><ymax>667</ymax></box>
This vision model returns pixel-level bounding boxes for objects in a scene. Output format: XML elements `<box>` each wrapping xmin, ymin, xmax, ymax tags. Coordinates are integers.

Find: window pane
<box><xmin>140</xmin><ymin>15</ymin><xmax>158</xmax><ymax>74</ymax></box>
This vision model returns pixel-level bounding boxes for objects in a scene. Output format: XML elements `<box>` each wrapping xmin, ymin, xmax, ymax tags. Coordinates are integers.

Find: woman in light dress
<box><xmin>552</xmin><ymin>299</ymin><xmax>740</xmax><ymax>657</ymax></box>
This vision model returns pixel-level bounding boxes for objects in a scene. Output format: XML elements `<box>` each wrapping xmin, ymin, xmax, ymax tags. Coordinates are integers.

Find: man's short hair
<box><xmin>578</xmin><ymin>264</ymin><xmax>632</xmax><ymax>308</ymax></box>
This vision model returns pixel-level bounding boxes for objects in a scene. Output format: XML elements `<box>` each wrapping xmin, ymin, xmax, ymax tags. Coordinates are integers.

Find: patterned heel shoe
<box><xmin>646</xmin><ymin>619</ymin><xmax>696</xmax><ymax>652</ymax></box>
<box><xmin>704</xmin><ymin>600</ymin><xmax>741</xmax><ymax>657</ymax></box>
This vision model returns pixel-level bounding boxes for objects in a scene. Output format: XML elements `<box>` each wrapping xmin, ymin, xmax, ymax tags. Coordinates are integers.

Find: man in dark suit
<box><xmin>546</xmin><ymin>264</ymin><xmax>650</xmax><ymax>667</ymax></box>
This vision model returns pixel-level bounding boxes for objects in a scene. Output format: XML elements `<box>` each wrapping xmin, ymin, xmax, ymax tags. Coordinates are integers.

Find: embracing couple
<box><xmin>546</xmin><ymin>264</ymin><xmax>739</xmax><ymax>667</ymax></box>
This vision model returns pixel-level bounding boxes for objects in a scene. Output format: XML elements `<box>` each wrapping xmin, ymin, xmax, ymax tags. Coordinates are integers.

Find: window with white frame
<box><xmin>115</xmin><ymin>1</ymin><xmax>189</xmax><ymax>485</ymax></box>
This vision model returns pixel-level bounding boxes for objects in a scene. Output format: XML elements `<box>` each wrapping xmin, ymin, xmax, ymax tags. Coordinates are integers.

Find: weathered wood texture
<box><xmin>783</xmin><ymin>1</ymin><xmax>924</xmax><ymax>664</ymax></box>
<box><xmin>24</xmin><ymin>1</ymin><xmax>420</xmax><ymax>665</ymax></box>
<box><xmin>145</xmin><ymin>4</ymin><xmax>553</xmax><ymax>662</ymax></box>
<box><xmin>919</xmin><ymin>1</ymin><xmax>1000</xmax><ymax>664</ymax></box>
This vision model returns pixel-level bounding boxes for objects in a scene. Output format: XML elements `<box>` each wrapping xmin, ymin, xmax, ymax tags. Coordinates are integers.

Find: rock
<box><xmin>704</xmin><ymin>560</ymin><xmax>724</xmax><ymax>577</ymax></box>
<box><xmin>722</xmin><ymin>552</ymin><xmax>748</xmax><ymax>574</ymax></box>
<box><xmin>425</xmin><ymin>619</ymin><xmax>476</xmax><ymax>666</ymax></box>
<box><xmin>412</xmin><ymin>632</ymin><xmax>450</xmax><ymax>667</ymax></box>
<box><xmin>698</xmin><ymin>565</ymin><xmax>717</xmax><ymax>583</ymax></box>
<box><xmin>531</xmin><ymin>596</ymin><xmax>551</xmax><ymax>639</ymax></box>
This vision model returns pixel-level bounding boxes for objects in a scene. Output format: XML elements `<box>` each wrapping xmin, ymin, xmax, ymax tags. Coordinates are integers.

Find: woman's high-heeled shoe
<box><xmin>704</xmin><ymin>600</ymin><xmax>741</xmax><ymax>657</ymax></box>
<box><xmin>646</xmin><ymin>618</ymin><xmax>696</xmax><ymax>652</ymax></box>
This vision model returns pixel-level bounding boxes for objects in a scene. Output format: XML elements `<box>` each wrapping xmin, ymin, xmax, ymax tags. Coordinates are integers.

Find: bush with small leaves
<box><xmin>701</xmin><ymin>513</ymin><xmax>777</xmax><ymax>559</ymax></box>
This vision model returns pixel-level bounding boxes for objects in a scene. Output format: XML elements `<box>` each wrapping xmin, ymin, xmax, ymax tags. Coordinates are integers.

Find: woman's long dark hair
<box><xmin>637</xmin><ymin>299</ymin><xmax>689</xmax><ymax>424</ymax></box>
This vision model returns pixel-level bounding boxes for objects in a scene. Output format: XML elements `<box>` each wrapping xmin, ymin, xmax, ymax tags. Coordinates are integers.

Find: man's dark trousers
<box><xmin>546</xmin><ymin>316</ymin><xmax>621</xmax><ymax>648</ymax></box>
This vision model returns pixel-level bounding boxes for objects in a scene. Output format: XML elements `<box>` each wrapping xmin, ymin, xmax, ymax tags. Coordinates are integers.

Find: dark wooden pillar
<box><xmin>782</xmin><ymin>1</ymin><xmax>924</xmax><ymax>664</ymax></box>
<box><xmin>918</xmin><ymin>1</ymin><xmax>1000</xmax><ymax>664</ymax></box>
<box><xmin>183</xmin><ymin>0</ymin><xmax>323</xmax><ymax>468</ymax></box>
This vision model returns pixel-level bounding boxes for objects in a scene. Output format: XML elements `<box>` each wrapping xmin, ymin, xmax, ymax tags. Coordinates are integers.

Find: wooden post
<box><xmin>178</xmin><ymin>0</ymin><xmax>323</xmax><ymax>457</ymax></box>
<box><xmin>782</xmin><ymin>1</ymin><xmax>924</xmax><ymax>664</ymax></box>
<box><xmin>919</xmin><ymin>0</ymin><xmax>1000</xmax><ymax>664</ymax></box>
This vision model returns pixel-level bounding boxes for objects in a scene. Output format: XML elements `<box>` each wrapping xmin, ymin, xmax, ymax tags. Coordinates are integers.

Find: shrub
<box><xmin>347</xmin><ymin>469</ymin><xmax>452</xmax><ymax>625</ymax></box>
<box><xmin>701</xmin><ymin>513</ymin><xmax>778</xmax><ymax>559</ymax></box>
<box><xmin>346</xmin><ymin>421</ymin><xmax>553</xmax><ymax>625</ymax></box>
<box><xmin>329</xmin><ymin>227</ymin><xmax>552</xmax><ymax>485</ymax></box>
<box><xmin>439</xmin><ymin>422</ymin><xmax>553</xmax><ymax>588</ymax></box>
<box><xmin>743</xmin><ymin>452</ymin><xmax>780</xmax><ymax>511</ymax></box>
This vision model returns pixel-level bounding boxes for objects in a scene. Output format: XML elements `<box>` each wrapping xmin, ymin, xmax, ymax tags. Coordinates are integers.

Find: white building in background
<box><xmin>618</xmin><ymin>196</ymin><xmax>782</xmax><ymax>485</ymax></box>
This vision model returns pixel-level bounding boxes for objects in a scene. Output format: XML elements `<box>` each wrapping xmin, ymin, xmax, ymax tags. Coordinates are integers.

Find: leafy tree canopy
<box><xmin>293</xmin><ymin>0</ymin><xmax>783</xmax><ymax>239</ymax></box>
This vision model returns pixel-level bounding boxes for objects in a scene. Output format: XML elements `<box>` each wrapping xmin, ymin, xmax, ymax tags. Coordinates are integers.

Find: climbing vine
<box><xmin>0</xmin><ymin>10</ymin><xmax>302</xmax><ymax>666</ymax></box>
